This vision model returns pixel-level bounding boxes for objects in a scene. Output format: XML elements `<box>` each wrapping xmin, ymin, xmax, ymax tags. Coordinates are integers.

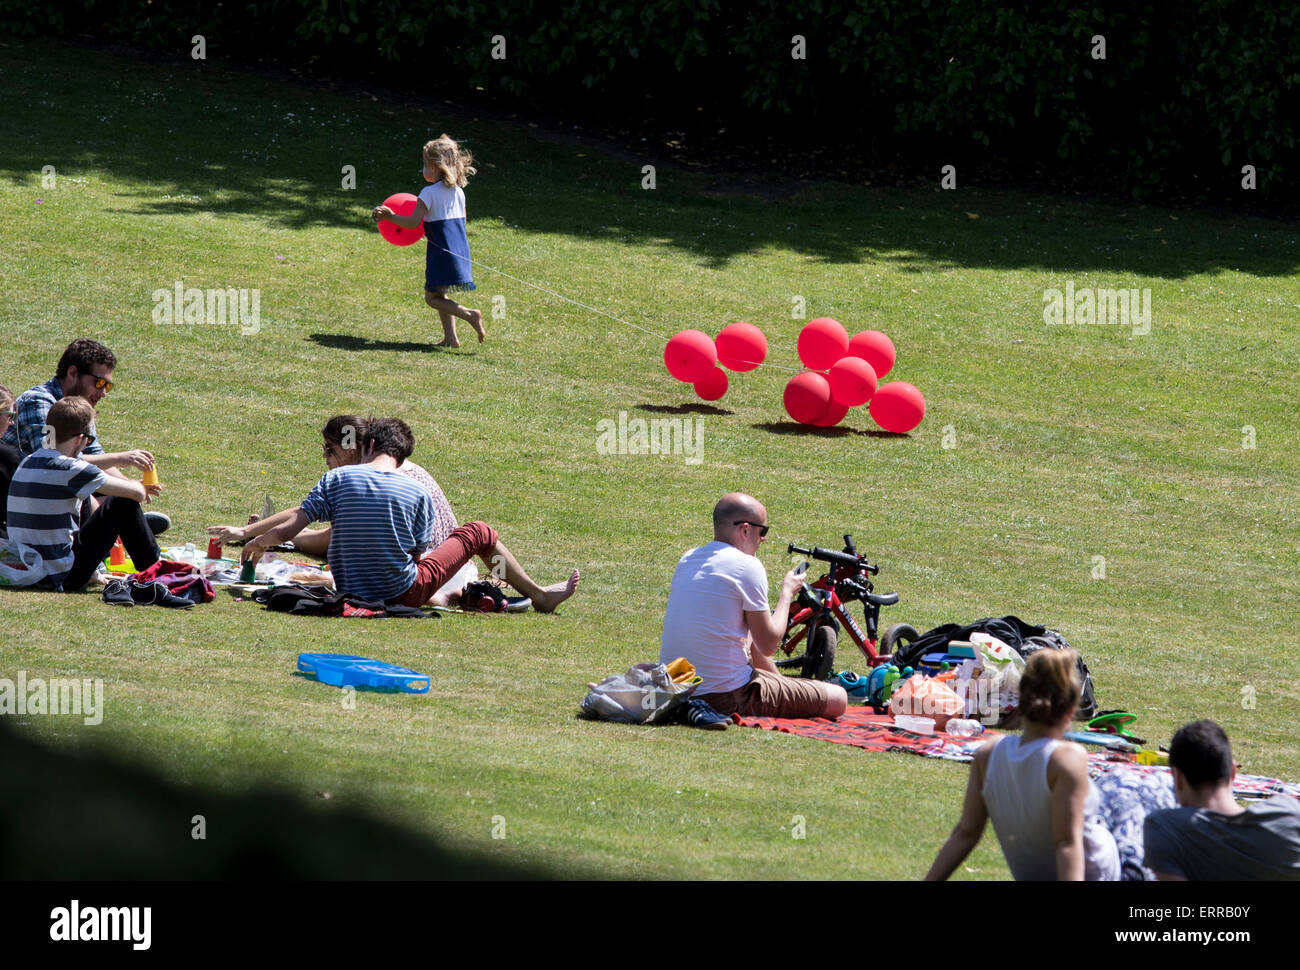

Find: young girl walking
<box><xmin>372</xmin><ymin>134</ymin><xmax>485</xmax><ymax>347</ymax></box>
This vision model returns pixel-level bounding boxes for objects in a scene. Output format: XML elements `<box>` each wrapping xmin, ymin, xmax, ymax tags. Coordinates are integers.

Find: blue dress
<box><xmin>418</xmin><ymin>182</ymin><xmax>476</xmax><ymax>292</ymax></box>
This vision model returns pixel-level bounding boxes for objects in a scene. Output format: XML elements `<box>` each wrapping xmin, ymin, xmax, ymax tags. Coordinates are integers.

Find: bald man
<box><xmin>660</xmin><ymin>493</ymin><xmax>848</xmax><ymax>719</ymax></box>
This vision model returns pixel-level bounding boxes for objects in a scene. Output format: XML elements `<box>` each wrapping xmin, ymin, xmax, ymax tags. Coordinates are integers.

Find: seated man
<box><xmin>0</xmin><ymin>384</ymin><xmax>17</xmax><ymax>534</ymax></box>
<box><xmin>659</xmin><ymin>492</ymin><xmax>847</xmax><ymax>718</ymax></box>
<box><xmin>1143</xmin><ymin>719</ymin><xmax>1300</xmax><ymax>880</ymax></box>
<box><xmin>243</xmin><ymin>418</ymin><xmax>579</xmax><ymax>612</ymax></box>
<box><xmin>5</xmin><ymin>397</ymin><xmax>161</xmax><ymax>591</ymax></box>
<box><xmin>2</xmin><ymin>338</ymin><xmax>168</xmax><ymax>535</ymax></box>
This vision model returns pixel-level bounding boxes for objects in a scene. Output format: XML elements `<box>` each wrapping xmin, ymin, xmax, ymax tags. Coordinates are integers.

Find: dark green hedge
<box><xmin>5</xmin><ymin>1</ymin><xmax>1296</xmax><ymax>199</ymax></box>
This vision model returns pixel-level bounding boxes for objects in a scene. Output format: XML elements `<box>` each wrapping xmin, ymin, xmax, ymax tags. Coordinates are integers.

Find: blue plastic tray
<box><xmin>296</xmin><ymin>653</ymin><xmax>430</xmax><ymax>693</ymax></box>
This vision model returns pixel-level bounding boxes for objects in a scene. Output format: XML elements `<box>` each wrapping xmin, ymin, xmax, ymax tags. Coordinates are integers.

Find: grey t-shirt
<box><xmin>1144</xmin><ymin>795</ymin><xmax>1300</xmax><ymax>880</ymax></box>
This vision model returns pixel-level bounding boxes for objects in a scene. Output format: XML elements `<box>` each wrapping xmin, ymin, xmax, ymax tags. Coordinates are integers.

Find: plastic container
<box><xmin>945</xmin><ymin>718</ymin><xmax>986</xmax><ymax>737</ymax></box>
<box><xmin>297</xmin><ymin>653</ymin><xmax>431</xmax><ymax>693</ymax></box>
<box><xmin>893</xmin><ymin>714</ymin><xmax>935</xmax><ymax>735</ymax></box>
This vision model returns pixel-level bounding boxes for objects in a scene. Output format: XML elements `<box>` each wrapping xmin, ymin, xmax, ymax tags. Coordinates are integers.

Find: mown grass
<box><xmin>1</xmin><ymin>38</ymin><xmax>1297</xmax><ymax>879</ymax></box>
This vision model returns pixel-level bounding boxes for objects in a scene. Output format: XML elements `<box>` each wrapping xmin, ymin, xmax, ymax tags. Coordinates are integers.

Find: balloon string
<box><xmin>428</xmin><ymin>242</ymin><xmax>800</xmax><ymax>373</ymax></box>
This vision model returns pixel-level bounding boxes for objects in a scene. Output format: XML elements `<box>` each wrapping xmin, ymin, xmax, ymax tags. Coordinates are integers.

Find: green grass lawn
<box><xmin>1</xmin><ymin>38</ymin><xmax>1298</xmax><ymax>880</ymax></box>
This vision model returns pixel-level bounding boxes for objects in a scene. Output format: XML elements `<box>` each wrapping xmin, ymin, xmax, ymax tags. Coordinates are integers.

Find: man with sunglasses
<box><xmin>2</xmin><ymin>339</ymin><xmax>169</xmax><ymax>535</ymax></box>
<box><xmin>660</xmin><ymin>492</ymin><xmax>848</xmax><ymax>720</ymax></box>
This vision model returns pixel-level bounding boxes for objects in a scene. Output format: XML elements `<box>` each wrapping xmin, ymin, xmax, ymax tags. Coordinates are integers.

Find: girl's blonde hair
<box><xmin>423</xmin><ymin>134</ymin><xmax>476</xmax><ymax>188</ymax></box>
<box><xmin>1018</xmin><ymin>648</ymin><xmax>1081</xmax><ymax>725</ymax></box>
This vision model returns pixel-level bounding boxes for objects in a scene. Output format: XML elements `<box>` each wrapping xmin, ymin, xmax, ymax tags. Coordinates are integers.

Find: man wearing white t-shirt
<box><xmin>660</xmin><ymin>493</ymin><xmax>848</xmax><ymax>719</ymax></box>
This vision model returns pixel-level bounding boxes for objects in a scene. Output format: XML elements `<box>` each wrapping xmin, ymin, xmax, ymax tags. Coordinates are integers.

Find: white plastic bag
<box><xmin>581</xmin><ymin>662</ymin><xmax>697</xmax><ymax>724</ymax></box>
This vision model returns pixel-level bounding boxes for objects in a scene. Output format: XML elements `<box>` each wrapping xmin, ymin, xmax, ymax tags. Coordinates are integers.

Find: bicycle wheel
<box><xmin>801</xmin><ymin>623</ymin><xmax>837</xmax><ymax>681</ymax></box>
<box><xmin>880</xmin><ymin>622</ymin><xmax>920</xmax><ymax>662</ymax></box>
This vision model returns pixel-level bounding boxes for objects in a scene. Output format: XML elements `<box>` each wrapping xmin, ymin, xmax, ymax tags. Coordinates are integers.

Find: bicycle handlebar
<box><xmin>787</xmin><ymin>542</ymin><xmax>879</xmax><ymax>574</ymax></box>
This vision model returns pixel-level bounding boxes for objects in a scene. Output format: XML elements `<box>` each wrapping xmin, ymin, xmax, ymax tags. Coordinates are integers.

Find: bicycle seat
<box><xmin>865</xmin><ymin>591</ymin><xmax>899</xmax><ymax>606</ymax></box>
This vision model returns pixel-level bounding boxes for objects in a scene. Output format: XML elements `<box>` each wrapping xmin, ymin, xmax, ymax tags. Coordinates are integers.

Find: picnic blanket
<box><xmin>735</xmin><ymin>709</ymin><xmax>991</xmax><ymax>763</ymax></box>
<box><xmin>737</xmin><ymin>711</ymin><xmax>1300</xmax><ymax>801</ymax></box>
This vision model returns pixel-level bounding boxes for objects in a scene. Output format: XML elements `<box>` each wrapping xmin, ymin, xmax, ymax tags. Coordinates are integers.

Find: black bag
<box><xmin>896</xmin><ymin>616</ymin><xmax>1097</xmax><ymax>721</ymax></box>
<box><xmin>1018</xmin><ymin>633</ymin><xmax>1097</xmax><ymax>721</ymax></box>
<box><xmin>459</xmin><ymin>580</ymin><xmax>508</xmax><ymax>613</ymax></box>
<box><xmin>252</xmin><ymin>583</ymin><xmax>434</xmax><ymax>619</ymax></box>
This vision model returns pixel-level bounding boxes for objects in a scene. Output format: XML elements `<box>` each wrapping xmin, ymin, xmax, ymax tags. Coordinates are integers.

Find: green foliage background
<box><xmin>5</xmin><ymin>1</ymin><xmax>1296</xmax><ymax>199</ymax></box>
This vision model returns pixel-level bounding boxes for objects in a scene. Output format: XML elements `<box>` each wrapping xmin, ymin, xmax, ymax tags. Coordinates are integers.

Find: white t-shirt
<box><xmin>418</xmin><ymin>182</ymin><xmax>466</xmax><ymax>222</ymax></box>
<box><xmin>659</xmin><ymin>540</ymin><xmax>770</xmax><ymax>694</ymax></box>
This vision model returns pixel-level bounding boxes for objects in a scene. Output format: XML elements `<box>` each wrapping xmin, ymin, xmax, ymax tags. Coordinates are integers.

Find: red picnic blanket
<box><xmin>735</xmin><ymin>708</ymin><xmax>993</xmax><ymax>761</ymax></box>
<box><xmin>736</xmin><ymin>709</ymin><xmax>1300</xmax><ymax>801</ymax></box>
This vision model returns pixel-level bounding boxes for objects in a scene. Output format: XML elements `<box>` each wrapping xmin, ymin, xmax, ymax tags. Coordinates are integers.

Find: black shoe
<box><xmin>684</xmin><ymin>699</ymin><xmax>731</xmax><ymax>730</ymax></box>
<box><xmin>144</xmin><ymin>512</ymin><xmax>171</xmax><ymax>537</ymax></box>
<box><xmin>102</xmin><ymin>579</ymin><xmax>134</xmax><ymax>606</ymax></box>
<box><xmin>129</xmin><ymin>580</ymin><xmax>194</xmax><ymax>609</ymax></box>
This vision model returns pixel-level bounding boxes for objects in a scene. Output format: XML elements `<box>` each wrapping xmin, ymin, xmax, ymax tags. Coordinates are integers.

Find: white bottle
<box><xmin>945</xmin><ymin>718</ymin><xmax>985</xmax><ymax>737</ymax></box>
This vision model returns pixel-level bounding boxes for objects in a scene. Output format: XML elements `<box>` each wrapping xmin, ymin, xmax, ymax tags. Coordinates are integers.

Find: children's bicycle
<box><xmin>776</xmin><ymin>535</ymin><xmax>919</xmax><ymax>680</ymax></box>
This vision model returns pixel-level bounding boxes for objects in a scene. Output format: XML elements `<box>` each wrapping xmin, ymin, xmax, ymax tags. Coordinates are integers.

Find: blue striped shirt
<box><xmin>0</xmin><ymin>377</ymin><xmax>103</xmax><ymax>457</ymax></box>
<box><xmin>299</xmin><ymin>465</ymin><xmax>434</xmax><ymax>601</ymax></box>
<box><xmin>6</xmin><ymin>449</ymin><xmax>108</xmax><ymax>590</ymax></box>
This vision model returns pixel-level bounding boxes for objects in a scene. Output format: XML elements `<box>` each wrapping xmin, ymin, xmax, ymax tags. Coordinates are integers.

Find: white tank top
<box><xmin>982</xmin><ymin>735</ymin><xmax>1120</xmax><ymax>880</ymax></box>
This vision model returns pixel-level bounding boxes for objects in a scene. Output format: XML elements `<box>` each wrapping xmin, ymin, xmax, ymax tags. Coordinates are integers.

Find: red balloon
<box><xmin>694</xmin><ymin>366</ymin><xmax>729</xmax><ymax>401</ymax></box>
<box><xmin>828</xmin><ymin>356</ymin><xmax>878</xmax><ymax>407</ymax></box>
<box><xmin>664</xmin><ymin>329</ymin><xmax>718</xmax><ymax>383</ymax></box>
<box><xmin>869</xmin><ymin>381</ymin><xmax>926</xmax><ymax>433</ymax></box>
<box><xmin>783</xmin><ymin>372</ymin><xmax>832</xmax><ymax>425</ymax></box>
<box><xmin>797</xmin><ymin>317</ymin><xmax>849</xmax><ymax>371</ymax></box>
<box><xmin>847</xmin><ymin>330</ymin><xmax>896</xmax><ymax>379</ymax></box>
<box><xmin>813</xmin><ymin>397</ymin><xmax>850</xmax><ymax>427</ymax></box>
<box><xmin>377</xmin><ymin>193</ymin><xmax>425</xmax><ymax>246</ymax></box>
<box><xmin>715</xmin><ymin>321</ymin><xmax>768</xmax><ymax>372</ymax></box>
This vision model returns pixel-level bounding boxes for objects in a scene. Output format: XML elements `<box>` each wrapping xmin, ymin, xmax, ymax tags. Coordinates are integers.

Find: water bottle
<box><xmin>945</xmin><ymin>718</ymin><xmax>985</xmax><ymax>737</ymax></box>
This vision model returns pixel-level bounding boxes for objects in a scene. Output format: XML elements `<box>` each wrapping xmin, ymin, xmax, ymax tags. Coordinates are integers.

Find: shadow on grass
<box><xmin>635</xmin><ymin>403</ymin><xmax>734</xmax><ymax>416</ymax></box>
<box><xmin>1</xmin><ymin>39</ymin><xmax>1296</xmax><ymax>280</ymax></box>
<box><xmin>309</xmin><ymin>332</ymin><xmax>456</xmax><ymax>354</ymax></box>
<box><xmin>290</xmin><ymin>672</ymin><xmax>434</xmax><ymax>693</ymax></box>
<box><xmin>754</xmin><ymin>421</ymin><xmax>905</xmax><ymax>439</ymax></box>
<box><xmin>0</xmin><ymin>719</ymin><xmax>550</xmax><ymax>878</ymax></box>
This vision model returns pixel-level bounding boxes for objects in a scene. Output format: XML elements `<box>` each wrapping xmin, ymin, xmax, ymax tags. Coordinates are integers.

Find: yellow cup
<box><xmin>141</xmin><ymin>463</ymin><xmax>159</xmax><ymax>487</ymax></box>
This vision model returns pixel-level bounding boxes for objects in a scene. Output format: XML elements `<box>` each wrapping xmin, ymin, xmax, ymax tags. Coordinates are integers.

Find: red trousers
<box><xmin>394</xmin><ymin>521</ymin><xmax>498</xmax><ymax>607</ymax></box>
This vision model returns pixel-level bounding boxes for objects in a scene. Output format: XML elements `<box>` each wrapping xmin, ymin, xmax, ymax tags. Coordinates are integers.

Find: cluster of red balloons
<box><xmin>664</xmin><ymin>322</ymin><xmax>768</xmax><ymax>401</ymax></box>
<box><xmin>784</xmin><ymin>318</ymin><xmax>926</xmax><ymax>433</ymax></box>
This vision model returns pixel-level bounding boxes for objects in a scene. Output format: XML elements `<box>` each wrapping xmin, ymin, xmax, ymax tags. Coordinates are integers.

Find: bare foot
<box><xmin>466</xmin><ymin>309</ymin><xmax>486</xmax><ymax>343</ymax></box>
<box><xmin>433</xmin><ymin>338</ymin><xmax>461</xmax><ymax>349</ymax></box>
<box><xmin>531</xmin><ymin>568</ymin><xmax>580</xmax><ymax>613</ymax></box>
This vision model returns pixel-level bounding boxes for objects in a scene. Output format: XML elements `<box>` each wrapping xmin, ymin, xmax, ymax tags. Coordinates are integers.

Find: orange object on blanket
<box><xmin>889</xmin><ymin>676</ymin><xmax>964</xmax><ymax>730</ymax></box>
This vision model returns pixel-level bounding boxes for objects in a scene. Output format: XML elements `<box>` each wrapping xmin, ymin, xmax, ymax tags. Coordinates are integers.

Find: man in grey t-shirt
<box><xmin>1143</xmin><ymin>720</ymin><xmax>1300</xmax><ymax>880</ymax></box>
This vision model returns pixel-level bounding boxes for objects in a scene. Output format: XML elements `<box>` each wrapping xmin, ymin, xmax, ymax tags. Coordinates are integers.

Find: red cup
<box><xmin>207</xmin><ymin>537</ymin><xmax>223</xmax><ymax>559</ymax></box>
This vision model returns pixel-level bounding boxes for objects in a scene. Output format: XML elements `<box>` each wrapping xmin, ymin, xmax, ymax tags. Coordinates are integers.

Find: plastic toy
<box><xmin>297</xmin><ymin>653</ymin><xmax>430</xmax><ymax>693</ymax></box>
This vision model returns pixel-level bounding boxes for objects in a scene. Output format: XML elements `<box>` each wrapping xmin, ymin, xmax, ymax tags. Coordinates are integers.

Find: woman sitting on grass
<box><xmin>208</xmin><ymin>416</ymin><xmax>469</xmax><ymax>597</ymax></box>
<box><xmin>926</xmin><ymin>649</ymin><xmax>1125</xmax><ymax>881</ymax></box>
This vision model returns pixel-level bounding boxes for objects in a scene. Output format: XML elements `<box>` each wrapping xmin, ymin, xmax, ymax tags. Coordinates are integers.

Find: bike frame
<box><xmin>782</xmin><ymin>575</ymin><xmax>889</xmax><ymax>668</ymax></box>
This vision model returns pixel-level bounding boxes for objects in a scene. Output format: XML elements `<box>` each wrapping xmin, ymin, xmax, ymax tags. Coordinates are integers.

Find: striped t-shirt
<box><xmin>6</xmin><ymin>449</ymin><xmax>108</xmax><ymax>590</ymax></box>
<box><xmin>299</xmin><ymin>464</ymin><xmax>434</xmax><ymax>601</ymax></box>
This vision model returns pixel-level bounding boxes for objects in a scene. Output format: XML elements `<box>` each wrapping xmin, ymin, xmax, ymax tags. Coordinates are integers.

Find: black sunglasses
<box><xmin>734</xmin><ymin>520</ymin><xmax>770</xmax><ymax>537</ymax></box>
